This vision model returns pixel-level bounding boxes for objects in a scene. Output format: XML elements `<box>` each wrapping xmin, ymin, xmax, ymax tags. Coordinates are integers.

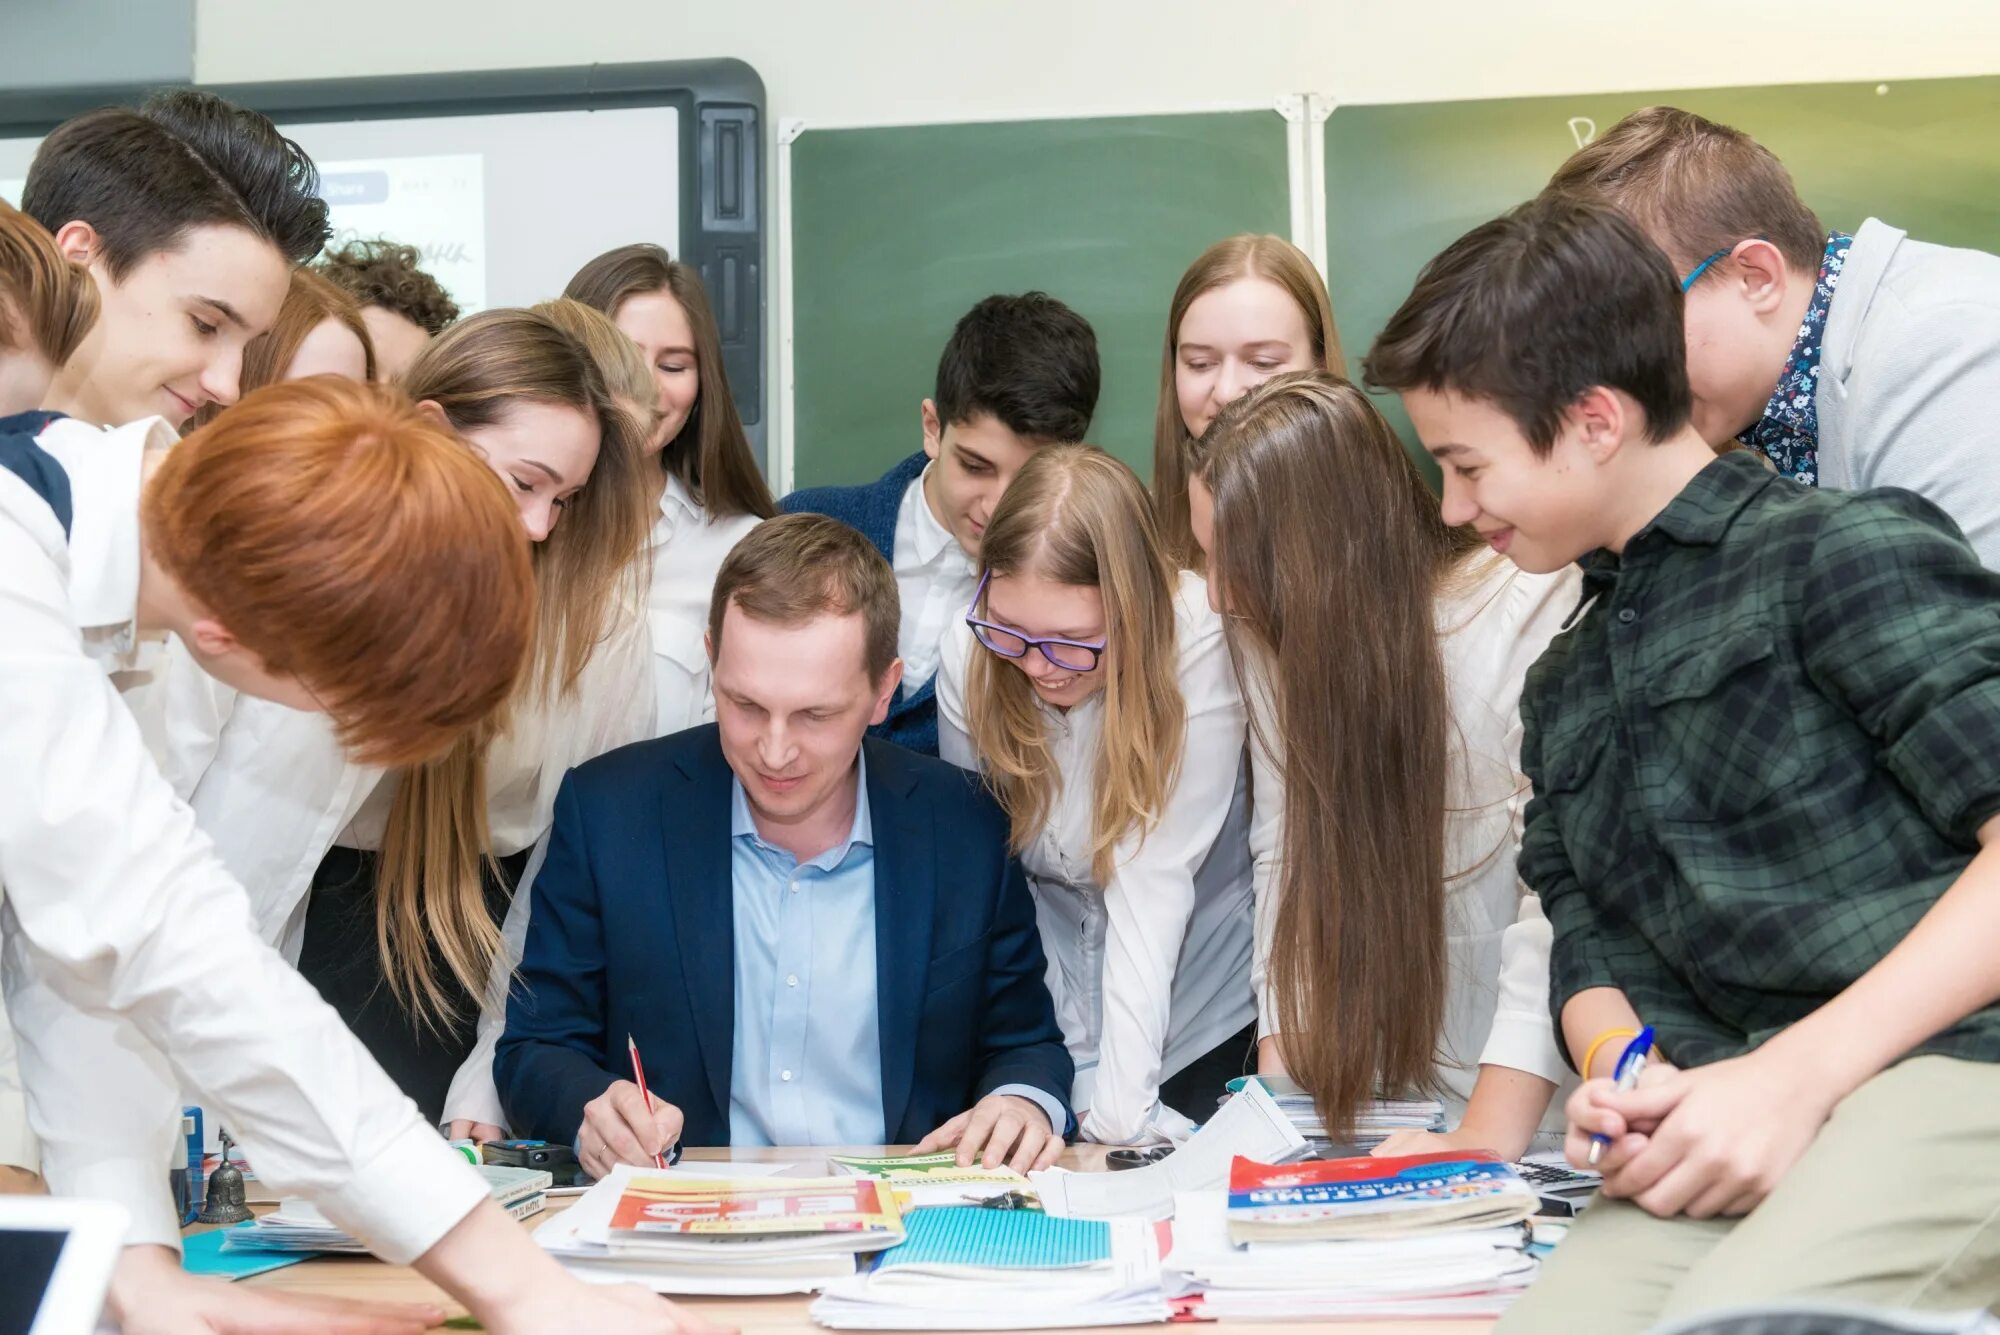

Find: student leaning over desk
<box><xmin>1185</xmin><ymin>372</ymin><xmax>1576</xmax><ymax>1161</ymax></box>
<box><xmin>147</xmin><ymin>305</ymin><xmax>656</xmax><ymax>1129</ymax></box>
<box><xmin>1551</xmin><ymin>105</ymin><xmax>2000</xmax><ymax>569</ymax></box>
<box><xmin>0</xmin><ymin>376</ymin><xmax>717</xmax><ymax>1334</ymax></box>
<box><xmin>938</xmin><ymin>445</ymin><xmax>1257</xmax><ymax>1147</ymax></box>
<box><xmin>1367</xmin><ymin>192</ymin><xmax>2000</xmax><ymax>1333</ymax></box>
<box><xmin>2</xmin><ymin>81</ymin><xmax>352</xmax><ymax>1191</ymax></box>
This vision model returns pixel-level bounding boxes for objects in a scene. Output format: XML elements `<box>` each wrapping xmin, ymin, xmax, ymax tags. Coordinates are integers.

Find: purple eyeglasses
<box><xmin>965</xmin><ymin>570</ymin><xmax>1107</xmax><ymax>672</ymax></box>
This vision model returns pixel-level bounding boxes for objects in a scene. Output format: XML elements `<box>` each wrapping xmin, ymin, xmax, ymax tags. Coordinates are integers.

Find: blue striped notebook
<box><xmin>873</xmin><ymin>1207</ymin><xmax>1110</xmax><ymax>1272</ymax></box>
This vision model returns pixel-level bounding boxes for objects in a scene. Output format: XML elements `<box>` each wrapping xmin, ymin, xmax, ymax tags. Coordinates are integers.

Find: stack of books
<box><xmin>223</xmin><ymin>1165</ymin><xmax>549</xmax><ymax>1255</ymax></box>
<box><xmin>532</xmin><ymin>1164</ymin><xmax>901</xmax><ymax>1296</ymax></box>
<box><xmin>1163</xmin><ymin>1152</ymin><xmax>1540</xmax><ymax>1320</ymax></box>
<box><xmin>811</xmin><ymin>1205</ymin><xmax>1171</xmax><ymax>1330</ymax></box>
<box><xmin>1223</xmin><ymin>1073</ymin><xmax>1445</xmax><ymax>1151</ymax></box>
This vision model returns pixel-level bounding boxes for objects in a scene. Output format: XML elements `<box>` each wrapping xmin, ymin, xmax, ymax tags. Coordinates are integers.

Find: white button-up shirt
<box><xmin>938</xmin><ymin>570</ymin><xmax>1255</xmax><ymax>1148</ymax></box>
<box><xmin>891</xmin><ymin>465</ymin><xmax>978</xmax><ymax>698</ymax></box>
<box><xmin>1244</xmin><ymin>556</ymin><xmax>1581</xmax><ymax>1136</ymax></box>
<box><xmin>0</xmin><ymin>416</ymin><xmax>485</xmax><ymax>1258</ymax></box>
<box><xmin>647</xmin><ymin>473</ymin><xmax>762</xmax><ymax>736</ymax></box>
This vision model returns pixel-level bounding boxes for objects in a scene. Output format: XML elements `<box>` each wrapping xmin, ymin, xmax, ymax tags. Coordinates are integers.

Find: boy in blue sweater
<box><xmin>782</xmin><ymin>292</ymin><xmax>1097</xmax><ymax>753</ymax></box>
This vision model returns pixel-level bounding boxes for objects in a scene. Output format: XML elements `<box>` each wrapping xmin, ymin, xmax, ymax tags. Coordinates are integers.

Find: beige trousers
<box><xmin>1499</xmin><ymin>1056</ymin><xmax>2000</xmax><ymax>1334</ymax></box>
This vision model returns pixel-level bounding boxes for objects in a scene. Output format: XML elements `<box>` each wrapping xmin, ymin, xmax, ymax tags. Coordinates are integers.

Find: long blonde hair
<box><xmin>1153</xmin><ymin>234</ymin><xmax>1342</xmax><ymax>571</ymax></box>
<box><xmin>965</xmin><ymin>445</ymin><xmax>1185</xmax><ymax>886</ymax></box>
<box><xmin>376</xmin><ymin>307</ymin><xmax>650</xmax><ymax>1030</ymax></box>
<box><xmin>1194</xmin><ymin>372</ymin><xmax>1479</xmax><ymax>1138</ymax></box>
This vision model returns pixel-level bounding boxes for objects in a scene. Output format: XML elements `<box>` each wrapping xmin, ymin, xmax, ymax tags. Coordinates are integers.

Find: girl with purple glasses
<box><xmin>937</xmin><ymin>444</ymin><xmax>1256</xmax><ymax>1147</ymax></box>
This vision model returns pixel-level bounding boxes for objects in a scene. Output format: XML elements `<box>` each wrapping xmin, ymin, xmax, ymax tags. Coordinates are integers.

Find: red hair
<box><xmin>143</xmin><ymin>377</ymin><xmax>535</xmax><ymax>767</ymax></box>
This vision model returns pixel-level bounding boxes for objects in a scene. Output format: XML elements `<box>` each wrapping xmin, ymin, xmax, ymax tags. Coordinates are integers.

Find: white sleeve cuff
<box><xmin>991</xmin><ymin>1083</ymin><xmax>1067</xmax><ymax>1137</ymax></box>
<box><xmin>313</xmin><ymin>1122</ymin><xmax>487</xmax><ymax>1265</ymax></box>
<box><xmin>1477</xmin><ymin>1009</ymin><xmax>1570</xmax><ymax>1087</ymax></box>
<box><xmin>439</xmin><ymin>1048</ymin><xmax>506</xmax><ymax>1133</ymax></box>
<box><xmin>50</xmin><ymin>1154</ymin><xmax>183</xmax><ymax>1252</ymax></box>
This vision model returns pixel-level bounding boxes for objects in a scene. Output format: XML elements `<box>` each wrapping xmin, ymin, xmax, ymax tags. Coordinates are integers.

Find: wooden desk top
<box><xmin>237</xmin><ymin>1145</ymin><xmax>1495</xmax><ymax>1335</ymax></box>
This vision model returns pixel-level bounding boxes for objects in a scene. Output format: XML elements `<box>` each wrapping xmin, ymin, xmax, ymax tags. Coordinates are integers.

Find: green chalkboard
<box><xmin>1325</xmin><ymin>76</ymin><xmax>2000</xmax><ymax>467</ymax></box>
<box><xmin>791</xmin><ymin>111</ymin><xmax>1292</xmax><ymax>488</ymax></box>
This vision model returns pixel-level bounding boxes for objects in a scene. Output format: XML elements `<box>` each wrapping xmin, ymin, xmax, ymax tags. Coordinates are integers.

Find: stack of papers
<box><xmin>1166</xmin><ymin>1189</ymin><xmax>1537</xmax><ymax>1320</ymax></box>
<box><xmin>533</xmin><ymin>1163</ymin><xmax>892</xmax><ymax>1296</ymax></box>
<box><xmin>829</xmin><ymin>1152</ymin><xmax>1034</xmax><ymax>1210</ymax></box>
<box><xmin>224</xmin><ymin>1166</ymin><xmax>549</xmax><ymax>1255</ymax></box>
<box><xmin>812</xmin><ymin>1206</ymin><xmax>1172</xmax><ymax>1330</ymax></box>
<box><xmin>1030</xmin><ymin>1078</ymin><xmax>1307</xmax><ymax>1221</ymax></box>
<box><xmin>1223</xmin><ymin>1074</ymin><xmax>1445</xmax><ymax>1151</ymax></box>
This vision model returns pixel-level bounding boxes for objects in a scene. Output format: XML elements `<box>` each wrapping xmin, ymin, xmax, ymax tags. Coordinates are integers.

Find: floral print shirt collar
<box><xmin>1734</xmin><ymin>230</ymin><xmax>1853</xmax><ymax>486</ymax></box>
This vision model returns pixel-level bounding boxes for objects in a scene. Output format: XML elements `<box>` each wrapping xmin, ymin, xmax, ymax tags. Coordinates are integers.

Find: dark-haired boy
<box><xmin>781</xmin><ymin>292</ymin><xmax>1099</xmax><ymax>754</ymax></box>
<box><xmin>23</xmin><ymin>89</ymin><xmax>329</xmax><ymax>428</ymax></box>
<box><xmin>317</xmin><ymin>238</ymin><xmax>460</xmax><ymax>381</ymax></box>
<box><xmin>1549</xmin><ymin>105</ymin><xmax>2000</xmax><ymax>567</ymax></box>
<box><xmin>1366</xmin><ymin>195</ymin><xmax>2000</xmax><ymax>1330</ymax></box>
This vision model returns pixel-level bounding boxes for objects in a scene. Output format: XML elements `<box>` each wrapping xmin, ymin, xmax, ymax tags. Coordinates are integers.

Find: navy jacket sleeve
<box><xmin>493</xmin><ymin>772</ymin><xmax>623</xmax><ymax>1145</ymax></box>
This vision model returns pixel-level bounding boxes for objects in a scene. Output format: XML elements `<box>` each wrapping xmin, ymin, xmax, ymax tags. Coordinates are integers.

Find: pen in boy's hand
<box><xmin>1588</xmin><ymin>1025</ymin><xmax>1656</xmax><ymax>1167</ymax></box>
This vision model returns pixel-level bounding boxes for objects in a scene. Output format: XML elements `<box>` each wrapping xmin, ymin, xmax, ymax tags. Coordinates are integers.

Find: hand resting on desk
<box><xmin>915</xmin><ymin>1092</ymin><xmax>1064</xmax><ymax>1174</ymax></box>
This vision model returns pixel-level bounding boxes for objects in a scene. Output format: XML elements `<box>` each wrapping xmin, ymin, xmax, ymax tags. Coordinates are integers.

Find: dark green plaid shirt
<box><xmin>1521</xmin><ymin>450</ymin><xmax>2000</xmax><ymax>1072</ymax></box>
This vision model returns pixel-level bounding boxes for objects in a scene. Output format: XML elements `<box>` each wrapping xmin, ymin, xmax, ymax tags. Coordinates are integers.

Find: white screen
<box><xmin>0</xmin><ymin>104</ymin><xmax>679</xmax><ymax>314</ymax></box>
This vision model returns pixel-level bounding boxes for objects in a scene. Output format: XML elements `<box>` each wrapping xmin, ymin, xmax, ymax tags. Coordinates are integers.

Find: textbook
<box><xmin>601</xmin><ymin>1174</ymin><xmax>904</xmax><ymax>1259</ymax></box>
<box><xmin>535</xmin><ymin>1164</ymin><xmax>864</xmax><ymax>1295</ymax></box>
<box><xmin>811</xmin><ymin>1207</ymin><xmax>1171</xmax><ymax>1329</ymax></box>
<box><xmin>1225</xmin><ymin>1151</ymin><xmax>1537</xmax><ymax>1243</ymax></box>
<box><xmin>827</xmin><ymin>1151</ymin><xmax>1034</xmax><ymax>1210</ymax></box>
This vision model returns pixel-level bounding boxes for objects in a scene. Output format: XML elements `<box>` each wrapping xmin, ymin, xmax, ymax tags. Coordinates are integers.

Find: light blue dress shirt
<box><xmin>727</xmin><ymin>754</ymin><xmax>886</xmax><ymax>1147</ymax></box>
<box><xmin>725</xmin><ymin>753</ymin><xmax>1067</xmax><ymax>1146</ymax></box>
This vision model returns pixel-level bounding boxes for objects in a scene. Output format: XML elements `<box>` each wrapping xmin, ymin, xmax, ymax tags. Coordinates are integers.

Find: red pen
<box><xmin>627</xmin><ymin>1032</ymin><xmax>667</xmax><ymax>1169</ymax></box>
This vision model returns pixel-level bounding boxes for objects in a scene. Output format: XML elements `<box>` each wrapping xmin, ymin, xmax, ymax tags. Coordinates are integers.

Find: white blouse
<box><xmin>1246</xmin><ymin>555</ymin><xmax>1581</xmax><ymax>1126</ymax></box>
<box><xmin>151</xmin><ymin>593</ymin><xmax>655</xmax><ymax>965</ymax></box>
<box><xmin>646</xmin><ymin>473</ymin><xmax>762</xmax><ymax>736</ymax></box>
<box><xmin>938</xmin><ymin>570</ymin><xmax>1255</xmax><ymax>1147</ymax></box>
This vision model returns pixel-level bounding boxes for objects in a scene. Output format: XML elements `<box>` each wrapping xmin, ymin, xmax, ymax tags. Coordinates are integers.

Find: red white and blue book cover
<box><xmin>1225</xmin><ymin>1152</ymin><xmax>1535</xmax><ymax>1241</ymax></box>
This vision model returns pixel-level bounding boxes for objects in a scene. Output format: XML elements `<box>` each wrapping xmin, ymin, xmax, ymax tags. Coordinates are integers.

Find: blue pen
<box><xmin>1588</xmin><ymin>1025</ymin><xmax>1656</xmax><ymax>1167</ymax></box>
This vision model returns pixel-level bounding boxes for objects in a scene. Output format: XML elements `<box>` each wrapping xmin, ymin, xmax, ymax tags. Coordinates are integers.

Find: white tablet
<box><xmin>0</xmin><ymin>1196</ymin><xmax>130</xmax><ymax>1335</ymax></box>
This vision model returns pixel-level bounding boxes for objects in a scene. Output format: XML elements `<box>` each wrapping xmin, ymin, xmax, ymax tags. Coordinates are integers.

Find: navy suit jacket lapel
<box><xmin>869</xmin><ymin>740</ymin><xmax>934</xmax><ymax>1139</ymax></box>
<box><xmin>664</xmin><ymin>735</ymin><xmax>737</xmax><ymax>1128</ymax></box>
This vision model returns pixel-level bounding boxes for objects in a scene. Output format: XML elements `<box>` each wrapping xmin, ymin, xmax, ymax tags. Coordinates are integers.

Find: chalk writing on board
<box><xmin>1568</xmin><ymin>117</ymin><xmax>1597</xmax><ymax>149</ymax></box>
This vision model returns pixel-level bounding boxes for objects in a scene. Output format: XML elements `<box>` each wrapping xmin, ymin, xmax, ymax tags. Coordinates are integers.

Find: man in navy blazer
<box><xmin>496</xmin><ymin>514</ymin><xmax>1073</xmax><ymax>1175</ymax></box>
<box><xmin>780</xmin><ymin>292</ymin><xmax>1098</xmax><ymax>756</ymax></box>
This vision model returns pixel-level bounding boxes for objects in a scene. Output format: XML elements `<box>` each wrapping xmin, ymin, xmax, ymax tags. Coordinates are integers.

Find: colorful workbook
<box><xmin>604</xmin><ymin>1175</ymin><xmax>903</xmax><ymax>1258</ymax></box>
<box><xmin>827</xmin><ymin>1151</ymin><xmax>1033</xmax><ymax>1209</ymax></box>
<box><xmin>1225</xmin><ymin>1152</ymin><xmax>1536</xmax><ymax>1243</ymax></box>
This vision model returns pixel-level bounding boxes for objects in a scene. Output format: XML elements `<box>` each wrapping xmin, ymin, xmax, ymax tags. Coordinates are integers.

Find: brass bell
<box><xmin>197</xmin><ymin>1130</ymin><xmax>254</xmax><ymax>1225</ymax></box>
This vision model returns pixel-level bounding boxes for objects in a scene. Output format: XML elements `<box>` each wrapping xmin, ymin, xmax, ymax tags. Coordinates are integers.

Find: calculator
<box><xmin>1512</xmin><ymin>1159</ymin><xmax>1601</xmax><ymax>1216</ymax></box>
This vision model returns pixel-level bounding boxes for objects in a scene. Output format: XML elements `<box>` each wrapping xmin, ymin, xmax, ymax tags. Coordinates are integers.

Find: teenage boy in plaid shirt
<box><xmin>1366</xmin><ymin>193</ymin><xmax>2000</xmax><ymax>1332</ymax></box>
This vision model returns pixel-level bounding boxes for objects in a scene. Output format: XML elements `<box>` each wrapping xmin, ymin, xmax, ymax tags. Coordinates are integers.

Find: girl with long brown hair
<box><xmin>149</xmin><ymin>304</ymin><xmax>654</xmax><ymax>1125</ymax></box>
<box><xmin>1190</xmin><ymin>371</ymin><xmax>1577</xmax><ymax>1157</ymax></box>
<box><xmin>937</xmin><ymin>445</ymin><xmax>1256</xmax><ymax>1146</ymax></box>
<box><xmin>566</xmin><ymin>243</ymin><xmax>774</xmax><ymax>734</ymax></box>
<box><xmin>1152</xmin><ymin>234</ymin><xmax>1341</xmax><ymax>572</ymax></box>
